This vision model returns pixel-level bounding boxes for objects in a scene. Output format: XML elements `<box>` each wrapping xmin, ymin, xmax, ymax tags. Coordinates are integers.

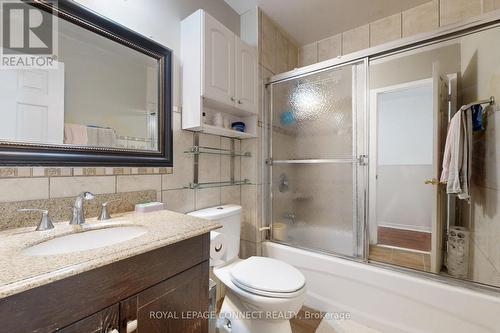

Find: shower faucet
<box><xmin>284</xmin><ymin>212</ymin><xmax>296</xmax><ymax>224</ymax></box>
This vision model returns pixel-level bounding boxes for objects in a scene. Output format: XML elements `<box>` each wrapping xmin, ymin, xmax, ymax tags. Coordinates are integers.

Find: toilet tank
<box><xmin>188</xmin><ymin>205</ymin><xmax>241</xmax><ymax>263</ymax></box>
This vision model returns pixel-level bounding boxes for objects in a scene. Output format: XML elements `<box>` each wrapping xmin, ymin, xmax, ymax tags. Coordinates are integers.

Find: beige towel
<box><xmin>64</xmin><ymin>123</ymin><xmax>88</xmax><ymax>145</ymax></box>
<box><xmin>440</xmin><ymin>108</ymin><xmax>472</xmax><ymax>201</ymax></box>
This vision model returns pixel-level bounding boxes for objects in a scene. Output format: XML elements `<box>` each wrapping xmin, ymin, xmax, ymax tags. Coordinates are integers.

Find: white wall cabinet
<box><xmin>182</xmin><ymin>10</ymin><xmax>257</xmax><ymax>138</ymax></box>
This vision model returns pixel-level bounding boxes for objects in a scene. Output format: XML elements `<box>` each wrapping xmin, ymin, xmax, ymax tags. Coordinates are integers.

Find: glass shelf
<box><xmin>185</xmin><ymin>179</ymin><xmax>251</xmax><ymax>189</ymax></box>
<box><xmin>184</xmin><ymin>146</ymin><xmax>252</xmax><ymax>157</ymax></box>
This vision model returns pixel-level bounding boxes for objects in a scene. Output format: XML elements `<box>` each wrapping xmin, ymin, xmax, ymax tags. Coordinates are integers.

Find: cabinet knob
<box><xmin>237</xmin><ymin>100</ymin><xmax>243</xmax><ymax>104</ymax></box>
<box><xmin>230</xmin><ymin>97</ymin><xmax>236</xmax><ymax>102</ymax></box>
<box><xmin>126</xmin><ymin>319</ymin><xmax>138</xmax><ymax>333</ymax></box>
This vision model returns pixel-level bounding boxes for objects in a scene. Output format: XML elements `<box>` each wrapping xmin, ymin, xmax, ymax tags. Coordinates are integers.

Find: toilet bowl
<box><xmin>188</xmin><ymin>205</ymin><xmax>306</xmax><ymax>333</ymax></box>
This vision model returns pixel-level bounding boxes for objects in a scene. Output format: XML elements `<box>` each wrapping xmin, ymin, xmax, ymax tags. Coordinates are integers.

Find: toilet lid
<box><xmin>230</xmin><ymin>257</ymin><xmax>305</xmax><ymax>294</ymax></box>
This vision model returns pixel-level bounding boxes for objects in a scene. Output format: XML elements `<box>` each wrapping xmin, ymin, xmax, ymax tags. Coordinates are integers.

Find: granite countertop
<box><xmin>0</xmin><ymin>210</ymin><xmax>220</xmax><ymax>299</ymax></box>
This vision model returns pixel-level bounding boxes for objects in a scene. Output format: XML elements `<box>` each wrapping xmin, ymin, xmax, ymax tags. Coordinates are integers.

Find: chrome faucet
<box><xmin>18</xmin><ymin>208</ymin><xmax>55</xmax><ymax>231</ymax></box>
<box><xmin>70</xmin><ymin>191</ymin><xmax>95</xmax><ymax>225</ymax></box>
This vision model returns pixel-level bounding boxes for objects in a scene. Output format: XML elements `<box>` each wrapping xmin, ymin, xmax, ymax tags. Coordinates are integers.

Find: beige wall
<box><xmin>298</xmin><ymin>0</ymin><xmax>499</xmax><ymax>67</ymax></box>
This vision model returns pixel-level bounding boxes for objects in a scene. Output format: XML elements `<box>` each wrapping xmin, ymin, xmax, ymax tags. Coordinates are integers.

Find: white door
<box><xmin>430</xmin><ymin>61</ymin><xmax>449</xmax><ymax>273</ymax></box>
<box><xmin>203</xmin><ymin>12</ymin><xmax>235</xmax><ymax>106</ymax></box>
<box><xmin>369</xmin><ymin>79</ymin><xmax>434</xmax><ymax>245</ymax></box>
<box><xmin>0</xmin><ymin>64</ymin><xmax>65</xmax><ymax>144</ymax></box>
<box><xmin>235</xmin><ymin>39</ymin><xmax>257</xmax><ymax>114</ymax></box>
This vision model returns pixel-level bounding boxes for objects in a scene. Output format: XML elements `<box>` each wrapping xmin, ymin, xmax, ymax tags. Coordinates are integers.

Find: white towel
<box><xmin>440</xmin><ymin>107</ymin><xmax>472</xmax><ymax>201</ymax></box>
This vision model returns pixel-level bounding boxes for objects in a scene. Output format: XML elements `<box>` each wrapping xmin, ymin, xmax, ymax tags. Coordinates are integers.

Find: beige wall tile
<box><xmin>195</xmin><ymin>187</ymin><xmax>221</xmax><ymax>210</ymax></box>
<box><xmin>241</xmin><ymin>138</ymin><xmax>258</xmax><ymax>184</ymax></box>
<box><xmin>240</xmin><ymin>240</ymin><xmax>261</xmax><ymax>259</ymax></box>
<box><xmin>220</xmin><ymin>138</ymin><xmax>240</xmax><ymax>183</ymax></box>
<box><xmin>198</xmin><ymin>134</ymin><xmax>221</xmax><ymax>183</ymax></box>
<box><xmin>50</xmin><ymin>176</ymin><xmax>115</xmax><ymax>198</ymax></box>
<box><xmin>199</xmin><ymin>154</ymin><xmax>221</xmax><ymax>183</ymax></box>
<box><xmin>287</xmin><ymin>40</ymin><xmax>298</xmax><ymax>70</ymax></box>
<box><xmin>260</xmin><ymin>11</ymin><xmax>277</xmax><ymax>73</ymax></box>
<box><xmin>402</xmin><ymin>0</ymin><xmax>439</xmax><ymax>37</ymax></box>
<box><xmin>116</xmin><ymin>175</ymin><xmax>161</xmax><ymax>193</ymax></box>
<box><xmin>318</xmin><ymin>34</ymin><xmax>342</xmax><ymax>62</ymax></box>
<box><xmin>342</xmin><ymin>24</ymin><xmax>369</xmax><ymax>55</ymax></box>
<box><xmin>483</xmin><ymin>0</ymin><xmax>500</xmax><ymax>12</ymax></box>
<box><xmin>162</xmin><ymin>112</ymin><xmax>194</xmax><ymax>190</ymax></box>
<box><xmin>298</xmin><ymin>43</ymin><xmax>318</xmax><ymax>67</ymax></box>
<box><xmin>241</xmin><ymin>184</ymin><xmax>260</xmax><ymax>242</ymax></box>
<box><xmin>275</xmin><ymin>29</ymin><xmax>289</xmax><ymax>74</ymax></box>
<box><xmin>440</xmin><ymin>0</ymin><xmax>481</xmax><ymax>26</ymax></box>
<box><xmin>221</xmin><ymin>185</ymin><xmax>241</xmax><ymax>205</ymax></box>
<box><xmin>0</xmin><ymin>178</ymin><xmax>48</xmax><ymax>202</ymax></box>
<box><xmin>163</xmin><ymin>189</ymin><xmax>195</xmax><ymax>213</ymax></box>
<box><xmin>370</xmin><ymin>13</ymin><xmax>402</xmax><ymax>46</ymax></box>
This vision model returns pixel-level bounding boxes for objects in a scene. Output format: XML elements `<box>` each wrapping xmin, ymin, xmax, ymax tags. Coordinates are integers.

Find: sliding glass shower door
<box><xmin>267</xmin><ymin>60</ymin><xmax>367</xmax><ymax>258</ymax></box>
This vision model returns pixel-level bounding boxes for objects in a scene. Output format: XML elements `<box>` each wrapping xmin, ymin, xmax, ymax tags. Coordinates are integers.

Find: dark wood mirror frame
<box><xmin>0</xmin><ymin>0</ymin><xmax>173</xmax><ymax>167</ymax></box>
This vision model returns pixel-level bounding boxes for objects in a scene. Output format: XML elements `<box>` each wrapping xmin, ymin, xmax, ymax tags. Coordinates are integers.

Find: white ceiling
<box><xmin>224</xmin><ymin>0</ymin><xmax>430</xmax><ymax>45</ymax></box>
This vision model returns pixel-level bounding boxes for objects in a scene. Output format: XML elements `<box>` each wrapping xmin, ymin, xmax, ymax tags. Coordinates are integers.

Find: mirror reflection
<box><xmin>369</xmin><ymin>25</ymin><xmax>500</xmax><ymax>288</ymax></box>
<box><xmin>0</xmin><ymin>4</ymin><xmax>159</xmax><ymax>151</ymax></box>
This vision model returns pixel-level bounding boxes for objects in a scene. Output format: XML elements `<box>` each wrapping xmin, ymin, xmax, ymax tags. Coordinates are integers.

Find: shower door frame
<box><xmin>266</xmin><ymin>58</ymin><xmax>369</xmax><ymax>260</ymax></box>
<box><xmin>264</xmin><ymin>11</ymin><xmax>500</xmax><ymax>294</ymax></box>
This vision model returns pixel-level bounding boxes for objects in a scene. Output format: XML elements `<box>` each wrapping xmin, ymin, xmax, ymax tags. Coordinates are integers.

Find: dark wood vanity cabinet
<box><xmin>0</xmin><ymin>234</ymin><xmax>210</xmax><ymax>333</ymax></box>
<box><xmin>58</xmin><ymin>304</ymin><xmax>120</xmax><ymax>333</ymax></box>
<box><xmin>120</xmin><ymin>263</ymin><xmax>208</xmax><ymax>333</ymax></box>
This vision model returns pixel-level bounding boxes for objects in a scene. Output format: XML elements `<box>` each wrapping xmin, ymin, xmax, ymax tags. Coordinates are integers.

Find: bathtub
<box><xmin>263</xmin><ymin>241</ymin><xmax>500</xmax><ymax>333</ymax></box>
<box><xmin>274</xmin><ymin>223</ymin><xmax>354</xmax><ymax>255</ymax></box>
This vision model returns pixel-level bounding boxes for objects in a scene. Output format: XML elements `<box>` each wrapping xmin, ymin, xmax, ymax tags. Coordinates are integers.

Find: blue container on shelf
<box><xmin>231</xmin><ymin>121</ymin><xmax>246</xmax><ymax>132</ymax></box>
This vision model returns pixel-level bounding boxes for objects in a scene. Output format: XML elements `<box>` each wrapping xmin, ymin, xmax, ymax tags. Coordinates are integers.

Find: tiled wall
<box><xmin>259</xmin><ymin>10</ymin><xmax>299</xmax><ymax>75</ymax></box>
<box><xmin>0</xmin><ymin>107</ymin><xmax>249</xmax><ymax>229</ymax></box>
<box><xmin>298</xmin><ymin>0</ymin><xmax>500</xmax><ymax>67</ymax></box>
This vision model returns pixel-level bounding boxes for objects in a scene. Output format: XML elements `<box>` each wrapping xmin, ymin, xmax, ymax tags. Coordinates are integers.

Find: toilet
<box><xmin>188</xmin><ymin>205</ymin><xmax>306</xmax><ymax>333</ymax></box>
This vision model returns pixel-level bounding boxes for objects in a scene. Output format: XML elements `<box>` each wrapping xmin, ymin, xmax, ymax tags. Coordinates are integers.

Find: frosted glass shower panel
<box><xmin>271</xmin><ymin>65</ymin><xmax>359</xmax><ymax>160</ymax></box>
<box><xmin>269</xmin><ymin>61</ymin><xmax>366</xmax><ymax>258</ymax></box>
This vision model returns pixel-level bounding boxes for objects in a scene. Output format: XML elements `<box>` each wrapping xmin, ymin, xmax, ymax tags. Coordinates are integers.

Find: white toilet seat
<box><xmin>229</xmin><ymin>256</ymin><xmax>306</xmax><ymax>298</ymax></box>
<box><xmin>231</xmin><ymin>279</ymin><xmax>305</xmax><ymax>298</ymax></box>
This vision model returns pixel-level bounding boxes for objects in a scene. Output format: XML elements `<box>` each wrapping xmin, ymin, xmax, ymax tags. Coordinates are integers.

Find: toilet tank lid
<box><xmin>187</xmin><ymin>204</ymin><xmax>241</xmax><ymax>220</ymax></box>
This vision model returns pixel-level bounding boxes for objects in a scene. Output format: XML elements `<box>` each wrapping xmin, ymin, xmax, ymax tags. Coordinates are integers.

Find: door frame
<box><xmin>368</xmin><ymin>78</ymin><xmax>434</xmax><ymax>244</ymax></box>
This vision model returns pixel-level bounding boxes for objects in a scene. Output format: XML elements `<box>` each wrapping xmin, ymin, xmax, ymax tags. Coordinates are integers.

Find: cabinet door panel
<box><xmin>121</xmin><ymin>262</ymin><xmax>209</xmax><ymax>333</ymax></box>
<box><xmin>59</xmin><ymin>304</ymin><xmax>119</xmax><ymax>333</ymax></box>
<box><xmin>235</xmin><ymin>40</ymin><xmax>258</xmax><ymax>114</ymax></box>
<box><xmin>203</xmin><ymin>13</ymin><xmax>235</xmax><ymax>105</ymax></box>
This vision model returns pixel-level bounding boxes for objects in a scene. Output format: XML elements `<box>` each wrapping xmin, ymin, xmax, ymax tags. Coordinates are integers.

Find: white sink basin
<box><xmin>22</xmin><ymin>226</ymin><xmax>147</xmax><ymax>256</ymax></box>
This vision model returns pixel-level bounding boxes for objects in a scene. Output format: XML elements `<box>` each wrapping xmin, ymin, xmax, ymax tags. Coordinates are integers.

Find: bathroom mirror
<box><xmin>369</xmin><ymin>24</ymin><xmax>500</xmax><ymax>289</ymax></box>
<box><xmin>0</xmin><ymin>0</ymin><xmax>172</xmax><ymax>166</ymax></box>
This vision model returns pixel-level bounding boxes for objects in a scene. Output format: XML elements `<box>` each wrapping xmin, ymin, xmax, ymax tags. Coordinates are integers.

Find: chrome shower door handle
<box><xmin>425</xmin><ymin>178</ymin><xmax>440</xmax><ymax>185</ymax></box>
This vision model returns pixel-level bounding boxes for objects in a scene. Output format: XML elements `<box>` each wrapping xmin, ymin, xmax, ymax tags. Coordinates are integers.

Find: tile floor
<box><xmin>290</xmin><ymin>306</ymin><xmax>324</xmax><ymax>333</ymax></box>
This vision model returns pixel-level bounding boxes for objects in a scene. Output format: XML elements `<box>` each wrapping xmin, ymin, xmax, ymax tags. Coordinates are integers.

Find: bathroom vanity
<box><xmin>0</xmin><ymin>210</ymin><xmax>219</xmax><ymax>333</ymax></box>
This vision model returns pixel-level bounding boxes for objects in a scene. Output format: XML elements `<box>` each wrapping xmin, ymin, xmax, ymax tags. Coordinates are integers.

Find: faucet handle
<box><xmin>18</xmin><ymin>208</ymin><xmax>55</xmax><ymax>231</ymax></box>
<box><xmin>98</xmin><ymin>199</ymin><xmax>120</xmax><ymax>221</ymax></box>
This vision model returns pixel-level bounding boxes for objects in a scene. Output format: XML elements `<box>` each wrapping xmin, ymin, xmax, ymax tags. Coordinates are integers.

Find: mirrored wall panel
<box><xmin>0</xmin><ymin>2</ymin><xmax>160</xmax><ymax>151</ymax></box>
<box><xmin>369</xmin><ymin>25</ymin><xmax>500</xmax><ymax>288</ymax></box>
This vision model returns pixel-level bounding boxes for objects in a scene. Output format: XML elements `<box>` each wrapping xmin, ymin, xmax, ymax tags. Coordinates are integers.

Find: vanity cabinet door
<box><xmin>120</xmin><ymin>262</ymin><xmax>209</xmax><ymax>333</ymax></box>
<box><xmin>59</xmin><ymin>304</ymin><xmax>119</xmax><ymax>333</ymax></box>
